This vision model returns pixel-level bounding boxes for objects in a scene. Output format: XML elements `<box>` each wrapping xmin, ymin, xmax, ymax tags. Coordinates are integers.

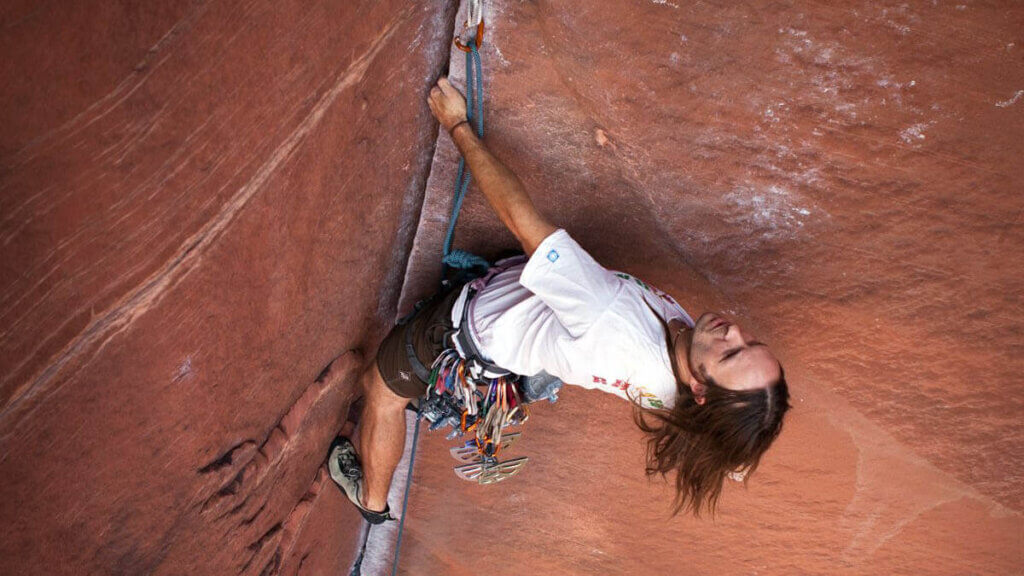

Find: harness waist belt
<box><xmin>450</xmin><ymin>284</ymin><xmax>512</xmax><ymax>381</ymax></box>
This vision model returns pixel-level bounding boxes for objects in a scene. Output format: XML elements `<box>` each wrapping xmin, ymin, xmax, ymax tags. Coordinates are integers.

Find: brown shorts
<box><xmin>375</xmin><ymin>286</ymin><xmax>463</xmax><ymax>399</ymax></box>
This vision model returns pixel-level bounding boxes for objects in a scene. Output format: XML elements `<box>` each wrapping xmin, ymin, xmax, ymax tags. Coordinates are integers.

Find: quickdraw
<box><xmin>420</xmin><ymin>348</ymin><xmax>530</xmax><ymax>484</ymax></box>
<box><xmin>454</xmin><ymin>21</ymin><xmax>485</xmax><ymax>52</ymax></box>
<box><xmin>454</xmin><ymin>0</ymin><xmax>485</xmax><ymax>52</ymax></box>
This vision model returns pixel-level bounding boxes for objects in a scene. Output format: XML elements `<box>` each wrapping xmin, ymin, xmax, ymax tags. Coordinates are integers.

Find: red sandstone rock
<box><xmin>394</xmin><ymin>0</ymin><xmax>1023</xmax><ymax>574</ymax></box>
<box><xmin>0</xmin><ymin>1</ymin><xmax>456</xmax><ymax>574</ymax></box>
<box><xmin>1</xmin><ymin>0</ymin><xmax>1022</xmax><ymax>574</ymax></box>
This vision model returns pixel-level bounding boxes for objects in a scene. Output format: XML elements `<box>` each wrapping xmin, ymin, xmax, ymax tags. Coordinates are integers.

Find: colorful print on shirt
<box><xmin>592</xmin><ymin>376</ymin><xmax>666</xmax><ymax>409</ymax></box>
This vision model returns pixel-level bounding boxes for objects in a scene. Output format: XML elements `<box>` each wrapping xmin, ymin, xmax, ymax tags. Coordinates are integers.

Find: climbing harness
<box><xmin>391</xmin><ymin>5</ymin><xmax>510</xmax><ymax>575</ymax></box>
<box><xmin>383</xmin><ymin>4</ymin><xmax>558</xmax><ymax>573</ymax></box>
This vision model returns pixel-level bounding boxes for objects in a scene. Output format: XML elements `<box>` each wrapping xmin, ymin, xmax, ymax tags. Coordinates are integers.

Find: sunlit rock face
<box><xmin>1</xmin><ymin>0</ymin><xmax>1022</xmax><ymax>575</ymax></box>
<box><xmin>398</xmin><ymin>1</ymin><xmax>1023</xmax><ymax>575</ymax></box>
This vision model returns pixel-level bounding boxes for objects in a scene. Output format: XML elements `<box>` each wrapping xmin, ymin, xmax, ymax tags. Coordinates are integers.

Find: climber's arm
<box><xmin>427</xmin><ymin>77</ymin><xmax>557</xmax><ymax>256</ymax></box>
<box><xmin>449</xmin><ymin>123</ymin><xmax>557</xmax><ymax>256</ymax></box>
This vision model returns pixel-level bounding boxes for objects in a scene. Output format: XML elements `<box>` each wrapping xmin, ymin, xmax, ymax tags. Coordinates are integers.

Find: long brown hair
<box><xmin>632</xmin><ymin>370</ymin><xmax>790</xmax><ymax>516</ymax></box>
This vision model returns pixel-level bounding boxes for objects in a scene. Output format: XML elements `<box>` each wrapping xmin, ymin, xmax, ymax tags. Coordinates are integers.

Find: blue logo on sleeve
<box><xmin>547</xmin><ymin>249</ymin><xmax>559</xmax><ymax>262</ymax></box>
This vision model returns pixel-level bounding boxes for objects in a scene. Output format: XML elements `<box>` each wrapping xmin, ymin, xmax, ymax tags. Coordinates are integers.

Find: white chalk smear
<box><xmin>900</xmin><ymin>123</ymin><xmax>930</xmax><ymax>144</ymax></box>
<box><xmin>650</xmin><ymin>0</ymin><xmax>679</xmax><ymax>8</ymax></box>
<box><xmin>173</xmin><ymin>356</ymin><xmax>194</xmax><ymax>383</ymax></box>
<box><xmin>491</xmin><ymin>42</ymin><xmax>510</xmax><ymax>66</ymax></box>
<box><xmin>724</xmin><ymin>184</ymin><xmax>819</xmax><ymax>241</ymax></box>
<box><xmin>995</xmin><ymin>89</ymin><xmax>1023</xmax><ymax>108</ymax></box>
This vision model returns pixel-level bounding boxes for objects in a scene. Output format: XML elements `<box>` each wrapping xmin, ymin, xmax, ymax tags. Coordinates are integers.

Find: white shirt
<box><xmin>455</xmin><ymin>229</ymin><xmax>693</xmax><ymax>409</ymax></box>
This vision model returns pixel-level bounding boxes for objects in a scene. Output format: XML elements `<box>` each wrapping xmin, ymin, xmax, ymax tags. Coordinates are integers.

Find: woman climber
<box><xmin>328</xmin><ymin>77</ymin><xmax>790</xmax><ymax>522</ymax></box>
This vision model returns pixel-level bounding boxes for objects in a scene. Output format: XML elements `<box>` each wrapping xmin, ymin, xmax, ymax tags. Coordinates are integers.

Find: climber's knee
<box><xmin>363</xmin><ymin>362</ymin><xmax>409</xmax><ymax>412</ymax></box>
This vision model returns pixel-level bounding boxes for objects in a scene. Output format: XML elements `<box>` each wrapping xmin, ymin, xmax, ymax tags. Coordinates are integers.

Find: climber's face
<box><xmin>685</xmin><ymin>312</ymin><xmax>780</xmax><ymax>396</ymax></box>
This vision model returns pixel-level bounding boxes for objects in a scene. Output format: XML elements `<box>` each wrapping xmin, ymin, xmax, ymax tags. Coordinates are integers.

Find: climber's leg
<box><xmin>330</xmin><ymin>284</ymin><xmax>462</xmax><ymax>517</ymax></box>
<box><xmin>357</xmin><ymin>363</ymin><xmax>409</xmax><ymax>512</ymax></box>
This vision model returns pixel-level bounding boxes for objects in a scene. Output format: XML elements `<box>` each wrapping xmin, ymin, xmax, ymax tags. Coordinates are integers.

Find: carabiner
<box><xmin>454</xmin><ymin>20</ymin><xmax>485</xmax><ymax>53</ymax></box>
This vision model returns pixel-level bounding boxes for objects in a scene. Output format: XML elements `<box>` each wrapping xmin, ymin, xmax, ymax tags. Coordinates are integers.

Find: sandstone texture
<box><xmin>396</xmin><ymin>1</ymin><xmax>1023</xmax><ymax>575</ymax></box>
<box><xmin>2</xmin><ymin>0</ymin><xmax>1022</xmax><ymax>575</ymax></box>
<box><xmin>0</xmin><ymin>1</ymin><xmax>455</xmax><ymax>574</ymax></box>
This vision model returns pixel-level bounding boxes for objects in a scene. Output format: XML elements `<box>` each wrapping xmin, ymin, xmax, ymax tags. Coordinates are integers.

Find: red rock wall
<box><xmin>2</xmin><ymin>0</ymin><xmax>1022</xmax><ymax>575</ymax></box>
<box><xmin>0</xmin><ymin>1</ymin><xmax>455</xmax><ymax>574</ymax></box>
<box><xmin>395</xmin><ymin>1</ymin><xmax>1023</xmax><ymax>575</ymax></box>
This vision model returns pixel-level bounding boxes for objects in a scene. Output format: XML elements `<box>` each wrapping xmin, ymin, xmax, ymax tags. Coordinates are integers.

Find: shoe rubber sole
<box><xmin>327</xmin><ymin>436</ymin><xmax>394</xmax><ymax>525</ymax></box>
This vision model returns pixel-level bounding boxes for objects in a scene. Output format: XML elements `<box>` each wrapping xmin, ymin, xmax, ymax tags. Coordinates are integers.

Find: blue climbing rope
<box><xmin>390</xmin><ymin>410</ymin><xmax>423</xmax><ymax>576</ymax></box>
<box><xmin>391</xmin><ymin>34</ymin><xmax>487</xmax><ymax>576</ymax></box>
<box><xmin>442</xmin><ymin>40</ymin><xmax>486</xmax><ymax>278</ymax></box>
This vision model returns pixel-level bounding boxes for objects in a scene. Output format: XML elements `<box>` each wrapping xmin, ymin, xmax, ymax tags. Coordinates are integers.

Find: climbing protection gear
<box><xmin>466</xmin><ymin>0</ymin><xmax>483</xmax><ymax>28</ymax></box>
<box><xmin>422</xmin><ymin>349</ymin><xmax>530</xmax><ymax>485</ymax></box>
<box><xmin>450</xmin><ymin>431</ymin><xmax>520</xmax><ymax>463</ymax></box>
<box><xmin>328</xmin><ymin>436</ymin><xmax>396</xmax><ymax>525</ymax></box>
<box><xmin>454</xmin><ymin>0</ymin><xmax>485</xmax><ymax>53</ymax></box>
<box><xmin>454</xmin><ymin>21</ymin><xmax>485</xmax><ymax>52</ymax></box>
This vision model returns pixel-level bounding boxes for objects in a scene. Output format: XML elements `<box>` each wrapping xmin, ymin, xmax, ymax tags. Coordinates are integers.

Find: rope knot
<box><xmin>442</xmin><ymin>249</ymin><xmax>490</xmax><ymax>274</ymax></box>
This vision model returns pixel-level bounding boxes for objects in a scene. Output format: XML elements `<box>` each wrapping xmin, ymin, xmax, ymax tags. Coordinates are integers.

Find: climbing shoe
<box><xmin>327</xmin><ymin>436</ymin><xmax>395</xmax><ymax>525</ymax></box>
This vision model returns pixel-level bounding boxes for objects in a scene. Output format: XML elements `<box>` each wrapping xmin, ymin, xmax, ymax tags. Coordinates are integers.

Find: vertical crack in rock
<box><xmin>376</xmin><ymin>2</ymin><xmax>462</xmax><ymax>326</ymax></box>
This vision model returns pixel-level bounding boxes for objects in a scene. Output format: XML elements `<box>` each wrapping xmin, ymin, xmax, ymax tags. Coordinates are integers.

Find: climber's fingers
<box><xmin>426</xmin><ymin>77</ymin><xmax>468</xmax><ymax>130</ymax></box>
<box><xmin>427</xmin><ymin>84</ymin><xmax>443</xmax><ymax>112</ymax></box>
<box><xmin>437</xmin><ymin>76</ymin><xmax>462</xmax><ymax>98</ymax></box>
<box><xmin>426</xmin><ymin>92</ymin><xmax>440</xmax><ymax>118</ymax></box>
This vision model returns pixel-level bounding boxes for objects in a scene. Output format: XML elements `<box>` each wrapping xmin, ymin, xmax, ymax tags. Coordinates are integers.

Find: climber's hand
<box><xmin>427</xmin><ymin>77</ymin><xmax>468</xmax><ymax>133</ymax></box>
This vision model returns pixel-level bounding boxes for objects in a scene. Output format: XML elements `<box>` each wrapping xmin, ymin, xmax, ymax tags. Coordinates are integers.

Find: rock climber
<box><xmin>328</xmin><ymin>77</ymin><xmax>790</xmax><ymax>522</ymax></box>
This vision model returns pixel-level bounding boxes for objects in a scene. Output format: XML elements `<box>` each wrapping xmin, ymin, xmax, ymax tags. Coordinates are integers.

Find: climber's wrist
<box><xmin>448</xmin><ymin>119</ymin><xmax>470</xmax><ymax>137</ymax></box>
